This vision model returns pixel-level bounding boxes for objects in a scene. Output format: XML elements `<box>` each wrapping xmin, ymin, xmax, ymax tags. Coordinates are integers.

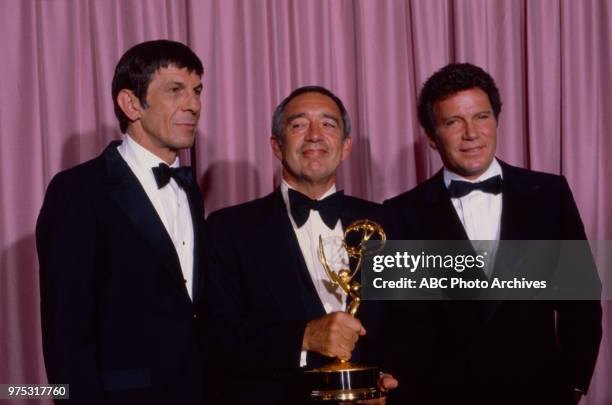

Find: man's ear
<box><xmin>116</xmin><ymin>89</ymin><xmax>142</xmax><ymax>122</ymax></box>
<box><xmin>270</xmin><ymin>136</ymin><xmax>283</xmax><ymax>161</ymax></box>
<box><xmin>341</xmin><ymin>135</ymin><xmax>353</xmax><ymax>161</ymax></box>
<box><xmin>427</xmin><ymin>134</ymin><xmax>438</xmax><ymax>150</ymax></box>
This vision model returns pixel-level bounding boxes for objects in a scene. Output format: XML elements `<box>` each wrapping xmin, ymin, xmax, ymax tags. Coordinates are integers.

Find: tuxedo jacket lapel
<box><xmin>484</xmin><ymin>163</ymin><xmax>537</xmax><ymax>302</ymax></box>
<box><xmin>103</xmin><ymin>143</ymin><xmax>190</xmax><ymax>295</ymax></box>
<box><xmin>426</xmin><ymin>174</ymin><xmax>490</xmax><ymax>298</ymax></box>
<box><xmin>184</xmin><ymin>180</ymin><xmax>205</xmax><ymax>304</ymax></box>
<box><xmin>339</xmin><ymin>196</ymin><xmax>363</xmax><ymax>230</ymax></box>
<box><xmin>478</xmin><ymin>162</ymin><xmax>533</xmax><ymax>319</ymax></box>
<box><xmin>425</xmin><ymin>172</ymin><xmax>470</xmax><ymax>240</ymax></box>
<box><xmin>499</xmin><ymin>162</ymin><xmax>533</xmax><ymax>240</ymax></box>
<box><xmin>419</xmin><ymin>173</ymin><xmax>497</xmax><ymax>326</ymax></box>
<box><xmin>492</xmin><ymin>171</ymin><xmax>529</xmax><ymax>281</ymax></box>
<box><xmin>255</xmin><ymin>190</ymin><xmax>325</xmax><ymax>320</ymax></box>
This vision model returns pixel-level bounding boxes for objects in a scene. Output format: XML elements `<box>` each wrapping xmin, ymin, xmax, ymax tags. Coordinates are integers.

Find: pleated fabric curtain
<box><xmin>1</xmin><ymin>1</ymin><xmax>610</xmax><ymax>404</ymax></box>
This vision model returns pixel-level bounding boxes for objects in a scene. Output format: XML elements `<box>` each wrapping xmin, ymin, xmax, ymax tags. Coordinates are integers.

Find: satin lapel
<box><xmin>499</xmin><ymin>163</ymin><xmax>532</xmax><ymax>240</ymax></box>
<box><xmin>256</xmin><ymin>191</ymin><xmax>323</xmax><ymax>319</ymax></box>
<box><xmin>339</xmin><ymin>195</ymin><xmax>358</xmax><ymax>230</ymax></box>
<box><xmin>482</xmin><ymin>162</ymin><xmax>532</xmax><ymax>321</ymax></box>
<box><xmin>491</xmin><ymin>166</ymin><xmax>529</xmax><ymax>281</ymax></box>
<box><xmin>185</xmin><ymin>180</ymin><xmax>205</xmax><ymax>305</ymax></box>
<box><xmin>103</xmin><ymin>143</ymin><xmax>187</xmax><ymax>290</ymax></box>
<box><xmin>497</xmin><ymin>161</ymin><xmax>553</xmax><ymax>284</ymax></box>
<box><xmin>423</xmin><ymin>172</ymin><xmax>469</xmax><ymax>240</ymax></box>
<box><xmin>421</xmin><ymin>173</ymin><xmax>491</xmax><ymax>332</ymax></box>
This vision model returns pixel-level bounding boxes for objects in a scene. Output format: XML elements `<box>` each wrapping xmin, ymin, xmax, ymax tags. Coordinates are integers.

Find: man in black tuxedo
<box><xmin>383</xmin><ymin>63</ymin><xmax>602</xmax><ymax>405</ymax></box>
<box><xmin>205</xmin><ymin>86</ymin><xmax>396</xmax><ymax>404</ymax></box>
<box><xmin>36</xmin><ymin>40</ymin><xmax>206</xmax><ymax>404</ymax></box>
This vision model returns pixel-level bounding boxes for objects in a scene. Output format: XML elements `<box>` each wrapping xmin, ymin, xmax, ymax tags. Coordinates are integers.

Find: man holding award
<box><xmin>205</xmin><ymin>86</ymin><xmax>394</xmax><ymax>403</ymax></box>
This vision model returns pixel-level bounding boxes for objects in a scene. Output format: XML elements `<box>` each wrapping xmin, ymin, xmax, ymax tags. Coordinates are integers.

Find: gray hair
<box><xmin>271</xmin><ymin>85</ymin><xmax>351</xmax><ymax>143</ymax></box>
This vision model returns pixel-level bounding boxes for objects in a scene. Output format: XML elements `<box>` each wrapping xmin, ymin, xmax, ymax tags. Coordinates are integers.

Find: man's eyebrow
<box><xmin>167</xmin><ymin>81</ymin><xmax>186</xmax><ymax>87</ymax></box>
<box><xmin>322</xmin><ymin>113</ymin><xmax>340</xmax><ymax>124</ymax></box>
<box><xmin>440</xmin><ymin>109</ymin><xmax>492</xmax><ymax>121</ymax></box>
<box><xmin>285</xmin><ymin>113</ymin><xmax>306</xmax><ymax>123</ymax></box>
<box><xmin>285</xmin><ymin>112</ymin><xmax>340</xmax><ymax>123</ymax></box>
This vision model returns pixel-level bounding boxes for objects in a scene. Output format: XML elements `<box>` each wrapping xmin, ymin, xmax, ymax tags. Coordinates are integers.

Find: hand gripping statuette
<box><xmin>304</xmin><ymin>219</ymin><xmax>387</xmax><ymax>402</ymax></box>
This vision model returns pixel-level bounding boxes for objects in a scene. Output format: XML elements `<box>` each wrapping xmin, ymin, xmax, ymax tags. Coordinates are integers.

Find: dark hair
<box><xmin>112</xmin><ymin>40</ymin><xmax>203</xmax><ymax>133</ymax></box>
<box><xmin>417</xmin><ymin>63</ymin><xmax>502</xmax><ymax>137</ymax></box>
<box><xmin>271</xmin><ymin>85</ymin><xmax>351</xmax><ymax>142</ymax></box>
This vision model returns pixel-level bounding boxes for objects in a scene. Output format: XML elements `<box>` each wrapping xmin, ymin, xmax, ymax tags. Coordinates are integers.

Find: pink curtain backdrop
<box><xmin>1</xmin><ymin>1</ymin><xmax>610</xmax><ymax>404</ymax></box>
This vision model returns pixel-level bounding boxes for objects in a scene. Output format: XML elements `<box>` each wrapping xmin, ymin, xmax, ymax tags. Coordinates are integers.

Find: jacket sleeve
<box><xmin>36</xmin><ymin>172</ymin><xmax>105</xmax><ymax>404</ymax></box>
<box><xmin>203</xmin><ymin>212</ymin><xmax>307</xmax><ymax>377</ymax></box>
<box><xmin>554</xmin><ymin>176</ymin><xmax>602</xmax><ymax>392</ymax></box>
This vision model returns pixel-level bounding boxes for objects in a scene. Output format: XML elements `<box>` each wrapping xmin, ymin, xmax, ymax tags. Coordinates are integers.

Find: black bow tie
<box><xmin>152</xmin><ymin>163</ymin><xmax>194</xmax><ymax>189</ymax></box>
<box><xmin>448</xmin><ymin>175</ymin><xmax>503</xmax><ymax>198</ymax></box>
<box><xmin>288</xmin><ymin>189</ymin><xmax>344</xmax><ymax>229</ymax></box>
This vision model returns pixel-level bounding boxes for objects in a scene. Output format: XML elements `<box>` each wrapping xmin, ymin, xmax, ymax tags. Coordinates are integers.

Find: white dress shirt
<box><xmin>444</xmin><ymin>158</ymin><xmax>503</xmax><ymax>276</ymax></box>
<box><xmin>280</xmin><ymin>180</ymin><xmax>347</xmax><ymax>366</ymax></box>
<box><xmin>117</xmin><ymin>135</ymin><xmax>195</xmax><ymax>299</ymax></box>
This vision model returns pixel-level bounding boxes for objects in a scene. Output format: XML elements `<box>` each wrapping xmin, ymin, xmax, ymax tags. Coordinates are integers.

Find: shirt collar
<box><xmin>280</xmin><ymin>179</ymin><xmax>337</xmax><ymax>214</ymax></box>
<box><xmin>443</xmin><ymin>158</ymin><xmax>502</xmax><ymax>188</ymax></box>
<box><xmin>123</xmin><ymin>134</ymin><xmax>180</xmax><ymax>171</ymax></box>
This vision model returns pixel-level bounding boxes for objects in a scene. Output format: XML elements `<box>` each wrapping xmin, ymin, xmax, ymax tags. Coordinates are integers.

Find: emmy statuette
<box><xmin>304</xmin><ymin>219</ymin><xmax>386</xmax><ymax>402</ymax></box>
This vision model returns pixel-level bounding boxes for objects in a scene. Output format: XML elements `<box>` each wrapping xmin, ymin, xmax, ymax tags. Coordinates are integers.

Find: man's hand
<box><xmin>378</xmin><ymin>373</ymin><xmax>399</xmax><ymax>392</ymax></box>
<box><xmin>349</xmin><ymin>373</ymin><xmax>399</xmax><ymax>404</ymax></box>
<box><xmin>302</xmin><ymin>312</ymin><xmax>366</xmax><ymax>360</ymax></box>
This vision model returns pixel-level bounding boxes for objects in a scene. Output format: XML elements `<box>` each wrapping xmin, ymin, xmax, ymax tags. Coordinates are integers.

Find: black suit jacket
<box><xmin>204</xmin><ymin>189</ymin><xmax>383</xmax><ymax>404</ymax></box>
<box><xmin>36</xmin><ymin>141</ymin><xmax>207</xmax><ymax>405</ymax></box>
<box><xmin>382</xmin><ymin>160</ymin><xmax>602</xmax><ymax>405</ymax></box>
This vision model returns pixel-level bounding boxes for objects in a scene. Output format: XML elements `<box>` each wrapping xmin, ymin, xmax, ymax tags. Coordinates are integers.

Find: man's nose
<box><xmin>183</xmin><ymin>92</ymin><xmax>201</xmax><ymax>114</ymax></box>
<box><xmin>305</xmin><ymin>123</ymin><xmax>322</xmax><ymax>141</ymax></box>
<box><xmin>463</xmin><ymin>122</ymin><xmax>478</xmax><ymax>140</ymax></box>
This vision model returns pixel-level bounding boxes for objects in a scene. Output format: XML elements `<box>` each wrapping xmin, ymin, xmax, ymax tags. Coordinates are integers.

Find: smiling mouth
<box><xmin>302</xmin><ymin>149</ymin><xmax>328</xmax><ymax>157</ymax></box>
<box><xmin>175</xmin><ymin>123</ymin><xmax>198</xmax><ymax>131</ymax></box>
<box><xmin>460</xmin><ymin>146</ymin><xmax>484</xmax><ymax>154</ymax></box>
